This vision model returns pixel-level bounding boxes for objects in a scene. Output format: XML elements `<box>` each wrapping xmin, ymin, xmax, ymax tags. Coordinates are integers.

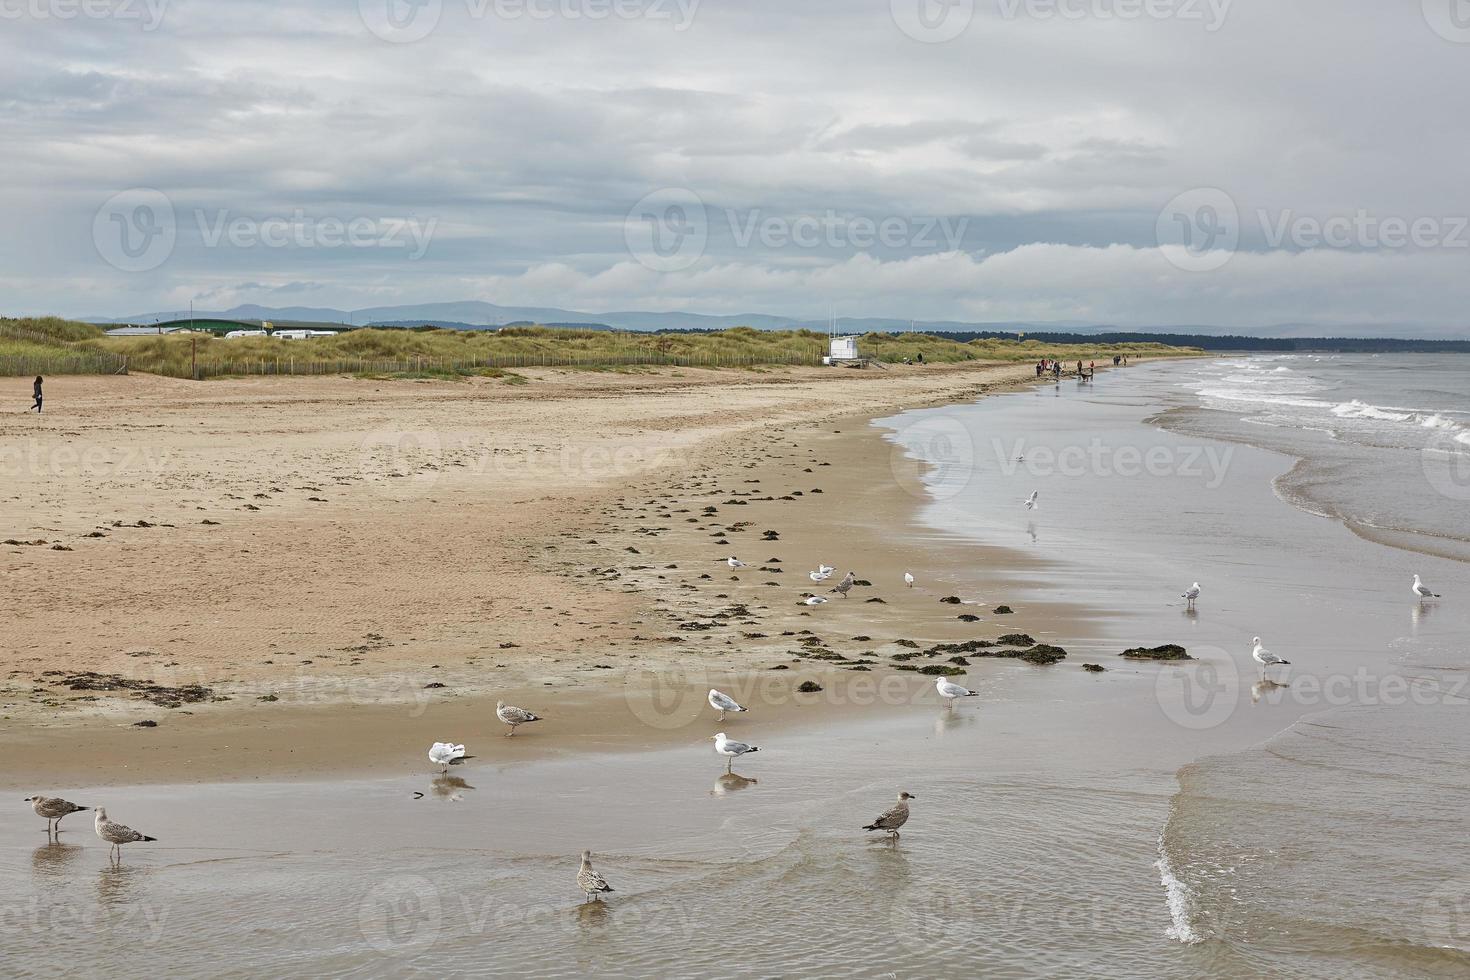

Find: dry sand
<box><xmin>0</xmin><ymin>360</ymin><xmax>1106</xmax><ymax>786</ymax></box>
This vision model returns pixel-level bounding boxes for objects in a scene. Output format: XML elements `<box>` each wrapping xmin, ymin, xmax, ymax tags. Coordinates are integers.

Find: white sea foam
<box><xmin>1155</xmin><ymin>842</ymin><xmax>1204</xmax><ymax>945</ymax></box>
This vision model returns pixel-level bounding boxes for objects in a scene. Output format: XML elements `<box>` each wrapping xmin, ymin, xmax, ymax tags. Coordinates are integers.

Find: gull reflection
<box><xmin>431</xmin><ymin>774</ymin><xmax>475</xmax><ymax>801</ymax></box>
<box><xmin>712</xmin><ymin>772</ymin><xmax>758</xmax><ymax>797</ymax></box>
<box><xmin>32</xmin><ymin>842</ymin><xmax>84</xmax><ymax>878</ymax></box>
<box><xmin>1251</xmin><ymin>678</ymin><xmax>1291</xmax><ymax>704</ymax></box>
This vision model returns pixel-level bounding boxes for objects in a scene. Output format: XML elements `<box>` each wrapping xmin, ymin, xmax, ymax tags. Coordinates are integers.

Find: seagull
<box><xmin>1181</xmin><ymin>582</ymin><xmax>1201</xmax><ymax>607</ymax></box>
<box><xmin>94</xmin><ymin>807</ymin><xmax>157</xmax><ymax>863</ymax></box>
<box><xmin>711</xmin><ymin>732</ymin><xmax>758</xmax><ymax>772</ymax></box>
<box><xmin>904</xmin><ymin>571</ymin><xmax>915</xmax><ymax>588</ymax></box>
<box><xmin>497</xmin><ymin>701</ymin><xmax>541</xmax><ymax>736</ymax></box>
<box><xmin>727</xmin><ymin>557</ymin><xmax>747</xmax><ymax>569</ymax></box>
<box><xmin>817</xmin><ymin>563</ymin><xmax>835</xmax><ymax>576</ymax></box>
<box><xmin>802</xmin><ymin>595</ymin><xmax>829</xmax><ymax>606</ymax></box>
<box><xmin>25</xmin><ymin>796</ymin><xmax>90</xmax><ymax>838</ymax></box>
<box><xmin>829</xmin><ymin>571</ymin><xmax>856</xmax><ymax>598</ymax></box>
<box><xmin>428</xmin><ymin>742</ymin><xmax>465</xmax><ymax>771</ymax></box>
<box><xmin>1252</xmin><ymin>636</ymin><xmax>1291</xmax><ymax>671</ymax></box>
<box><xmin>808</xmin><ymin>568</ymin><xmax>833</xmax><ymax>583</ymax></box>
<box><xmin>577</xmin><ymin>850</ymin><xmax>615</xmax><ymax>903</ymax></box>
<box><xmin>863</xmin><ymin>792</ymin><xmax>916</xmax><ymax>839</ymax></box>
<box><xmin>1024</xmin><ymin>491</ymin><xmax>1039</xmax><ymax>510</ymax></box>
<box><xmin>1412</xmin><ymin>574</ymin><xmax>1441</xmax><ymax>599</ymax></box>
<box><xmin>708</xmin><ymin>689</ymin><xmax>747</xmax><ymax>721</ymax></box>
<box><xmin>936</xmin><ymin>675</ymin><xmax>979</xmax><ymax>705</ymax></box>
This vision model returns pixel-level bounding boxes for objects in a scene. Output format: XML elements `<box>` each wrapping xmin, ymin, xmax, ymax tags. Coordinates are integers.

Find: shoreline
<box><xmin>0</xmin><ymin>358</ymin><xmax>1173</xmax><ymax>787</ymax></box>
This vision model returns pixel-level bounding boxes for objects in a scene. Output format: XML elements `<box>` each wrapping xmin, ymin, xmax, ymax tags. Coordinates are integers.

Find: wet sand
<box><xmin>1</xmin><ymin>359</ymin><xmax>1119</xmax><ymax>786</ymax></box>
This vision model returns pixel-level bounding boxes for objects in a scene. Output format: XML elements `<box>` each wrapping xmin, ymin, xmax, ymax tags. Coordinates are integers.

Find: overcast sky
<box><xmin>4</xmin><ymin>0</ymin><xmax>1470</xmax><ymax>331</ymax></box>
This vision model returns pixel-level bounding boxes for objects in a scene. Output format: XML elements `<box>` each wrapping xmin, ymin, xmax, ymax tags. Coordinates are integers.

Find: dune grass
<box><xmin>86</xmin><ymin>325</ymin><xmax>1192</xmax><ymax>379</ymax></box>
<box><xmin>1</xmin><ymin>317</ymin><xmax>1197</xmax><ymax>378</ymax></box>
<box><xmin>0</xmin><ymin>317</ymin><xmax>123</xmax><ymax>376</ymax></box>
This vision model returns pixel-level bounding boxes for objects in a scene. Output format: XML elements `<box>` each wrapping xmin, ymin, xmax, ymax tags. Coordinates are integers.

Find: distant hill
<box><xmin>82</xmin><ymin>301</ymin><xmax>1467</xmax><ymax>343</ymax></box>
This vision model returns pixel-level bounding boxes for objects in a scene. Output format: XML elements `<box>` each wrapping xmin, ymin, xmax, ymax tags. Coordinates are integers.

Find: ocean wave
<box><xmin>1329</xmin><ymin>401</ymin><xmax>1470</xmax><ymax>447</ymax></box>
<box><xmin>1331</xmin><ymin>399</ymin><xmax>1414</xmax><ymax>422</ymax></box>
<box><xmin>1154</xmin><ymin>842</ymin><xmax>1204</xmax><ymax>945</ymax></box>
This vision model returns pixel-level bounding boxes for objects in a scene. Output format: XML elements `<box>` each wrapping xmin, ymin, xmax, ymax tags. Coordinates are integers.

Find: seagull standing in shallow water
<box><xmin>428</xmin><ymin>742</ymin><xmax>465</xmax><ymax>771</ymax></box>
<box><xmin>25</xmin><ymin>796</ymin><xmax>90</xmax><ymax>838</ymax></box>
<box><xmin>708</xmin><ymin>689</ymin><xmax>747</xmax><ymax>721</ymax></box>
<box><xmin>711</xmin><ymin>732</ymin><xmax>758</xmax><ymax>772</ymax></box>
<box><xmin>1252</xmin><ymin>636</ymin><xmax>1291</xmax><ymax>672</ymax></box>
<box><xmin>1412</xmin><ymin>574</ymin><xmax>1441</xmax><ymax>599</ymax></box>
<box><xmin>577</xmin><ymin>850</ymin><xmax>615</xmax><ymax>903</ymax></box>
<box><xmin>935</xmin><ymin>675</ymin><xmax>979</xmax><ymax>706</ymax></box>
<box><xmin>1181</xmin><ymin>582</ymin><xmax>1201</xmax><ymax>608</ymax></box>
<box><xmin>94</xmin><ymin>807</ymin><xmax>157</xmax><ymax>863</ymax></box>
<box><xmin>863</xmin><ymin>792</ymin><xmax>916</xmax><ymax>839</ymax></box>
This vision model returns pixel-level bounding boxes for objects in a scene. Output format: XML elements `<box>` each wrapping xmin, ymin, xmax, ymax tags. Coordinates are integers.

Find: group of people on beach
<box><xmin>1034</xmin><ymin>357</ymin><xmax>1122</xmax><ymax>380</ymax></box>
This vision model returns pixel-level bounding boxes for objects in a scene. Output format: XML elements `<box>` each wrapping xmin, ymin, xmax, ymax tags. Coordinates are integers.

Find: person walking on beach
<box><xmin>1052</xmin><ymin>360</ymin><xmax>1060</xmax><ymax>379</ymax></box>
<box><xmin>30</xmin><ymin>376</ymin><xmax>42</xmax><ymax>413</ymax></box>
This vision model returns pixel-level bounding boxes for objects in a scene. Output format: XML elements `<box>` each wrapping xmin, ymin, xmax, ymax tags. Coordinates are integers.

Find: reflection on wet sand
<box><xmin>1251</xmin><ymin>678</ymin><xmax>1291</xmax><ymax>703</ymax></box>
<box><xmin>934</xmin><ymin>707</ymin><xmax>977</xmax><ymax>737</ymax></box>
<box><xmin>431</xmin><ymin>774</ymin><xmax>475</xmax><ymax>801</ymax></box>
<box><xmin>712</xmin><ymin>773</ymin><xmax>758</xmax><ymax>796</ymax></box>
<box><xmin>32</xmin><ymin>842</ymin><xmax>85</xmax><ymax>878</ymax></box>
<box><xmin>96</xmin><ymin>861</ymin><xmax>145</xmax><ymax>907</ymax></box>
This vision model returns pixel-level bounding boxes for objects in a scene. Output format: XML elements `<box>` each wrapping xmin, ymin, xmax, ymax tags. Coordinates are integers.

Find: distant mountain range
<box><xmin>85</xmin><ymin>300</ymin><xmax>1461</xmax><ymax>340</ymax></box>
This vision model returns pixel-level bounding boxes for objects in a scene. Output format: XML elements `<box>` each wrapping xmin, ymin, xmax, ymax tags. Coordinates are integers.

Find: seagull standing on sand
<box><xmin>863</xmin><ymin>792</ymin><xmax>916</xmax><ymax>839</ymax></box>
<box><xmin>817</xmin><ymin>563</ymin><xmax>835</xmax><ymax>576</ymax></box>
<box><xmin>802</xmin><ymin>595</ymin><xmax>829</xmax><ymax>606</ymax></box>
<box><xmin>727</xmin><ymin>557</ymin><xmax>747</xmax><ymax>569</ymax></box>
<box><xmin>935</xmin><ymin>676</ymin><xmax>979</xmax><ymax>706</ymax></box>
<box><xmin>830</xmin><ymin>571</ymin><xmax>857</xmax><ymax>598</ymax></box>
<box><xmin>1252</xmin><ymin>636</ymin><xmax>1291</xmax><ymax>672</ymax></box>
<box><xmin>1181</xmin><ymin>582</ymin><xmax>1201</xmax><ymax>608</ymax></box>
<box><xmin>1412</xmin><ymin>574</ymin><xmax>1441</xmax><ymax>599</ymax></box>
<box><xmin>712</xmin><ymin>732</ymin><xmax>758</xmax><ymax>772</ymax></box>
<box><xmin>428</xmin><ymin>742</ymin><xmax>465</xmax><ymax>771</ymax></box>
<box><xmin>94</xmin><ymin>807</ymin><xmax>157</xmax><ymax>863</ymax></box>
<box><xmin>497</xmin><ymin>701</ymin><xmax>541</xmax><ymax>736</ymax></box>
<box><xmin>809</xmin><ymin>568</ymin><xmax>833</xmax><ymax>583</ymax></box>
<box><xmin>577</xmin><ymin>850</ymin><xmax>615</xmax><ymax>903</ymax></box>
<box><xmin>708</xmin><ymin>689</ymin><xmax>747</xmax><ymax>721</ymax></box>
<box><xmin>904</xmin><ymin>571</ymin><xmax>915</xmax><ymax>588</ymax></box>
<box><xmin>1024</xmin><ymin>491</ymin><xmax>1039</xmax><ymax>510</ymax></box>
<box><xmin>25</xmin><ymin>796</ymin><xmax>90</xmax><ymax>838</ymax></box>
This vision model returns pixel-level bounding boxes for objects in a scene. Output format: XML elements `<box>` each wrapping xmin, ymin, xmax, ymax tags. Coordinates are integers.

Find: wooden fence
<box><xmin>178</xmin><ymin>348</ymin><xmax>826</xmax><ymax>379</ymax></box>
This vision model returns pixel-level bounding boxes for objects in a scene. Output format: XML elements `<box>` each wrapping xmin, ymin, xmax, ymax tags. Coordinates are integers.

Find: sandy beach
<box><xmin>1</xmin><ymin>360</ymin><xmax>1096</xmax><ymax>785</ymax></box>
